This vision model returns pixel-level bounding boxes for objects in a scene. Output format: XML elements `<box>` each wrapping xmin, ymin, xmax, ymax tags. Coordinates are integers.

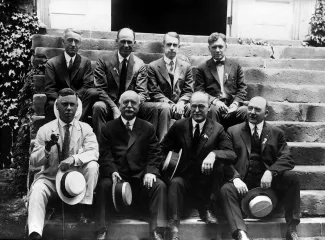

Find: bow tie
<box><xmin>215</xmin><ymin>60</ymin><xmax>225</xmax><ymax>65</ymax></box>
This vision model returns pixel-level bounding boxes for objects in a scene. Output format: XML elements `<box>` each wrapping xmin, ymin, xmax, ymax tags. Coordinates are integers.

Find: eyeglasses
<box><xmin>191</xmin><ymin>104</ymin><xmax>207</xmax><ymax>111</ymax></box>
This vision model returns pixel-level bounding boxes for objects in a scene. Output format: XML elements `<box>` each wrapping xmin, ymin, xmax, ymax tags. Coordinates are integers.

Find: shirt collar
<box><xmin>64</xmin><ymin>51</ymin><xmax>76</xmax><ymax>64</ymax></box>
<box><xmin>118</xmin><ymin>51</ymin><xmax>130</xmax><ymax>63</ymax></box>
<box><xmin>213</xmin><ymin>56</ymin><xmax>226</xmax><ymax>63</ymax></box>
<box><xmin>121</xmin><ymin>116</ymin><xmax>136</xmax><ymax>126</ymax></box>
<box><xmin>192</xmin><ymin>119</ymin><xmax>206</xmax><ymax>131</ymax></box>
<box><xmin>164</xmin><ymin>55</ymin><xmax>176</xmax><ymax>65</ymax></box>
<box><xmin>248</xmin><ymin>121</ymin><xmax>264</xmax><ymax>132</ymax></box>
<box><xmin>58</xmin><ymin>117</ymin><xmax>75</xmax><ymax>128</ymax></box>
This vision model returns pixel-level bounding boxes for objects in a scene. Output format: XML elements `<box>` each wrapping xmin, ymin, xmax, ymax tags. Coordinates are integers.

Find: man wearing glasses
<box><xmin>93</xmin><ymin>28</ymin><xmax>155</xmax><ymax>137</ymax></box>
<box><xmin>160</xmin><ymin>91</ymin><xmax>236</xmax><ymax>240</ymax></box>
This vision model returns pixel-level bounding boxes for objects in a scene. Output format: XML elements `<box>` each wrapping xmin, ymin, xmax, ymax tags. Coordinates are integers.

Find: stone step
<box><xmin>33</xmin><ymin>35</ymin><xmax>325</xmax><ymax>59</ymax></box>
<box><xmin>269</xmin><ymin>121</ymin><xmax>325</xmax><ymax>143</ymax></box>
<box><xmin>46</xmin><ymin>28</ymin><xmax>304</xmax><ymax>46</ymax></box>
<box><xmin>42</xmin><ymin>217</ymin><xmax>325</xmax><ymax>240</ymax></box>
<box><xmin>289</xmin><ymin>143</ymin><xmax>325</xmax><ymax>166</ymax></box>
<box><xmin>294</xmin><ymin>166</ymin><xmax>325</xmax><ymax>190</ymax></box>
<box><xmin>247</xmin><ymin>84</ymin><xmax>325</xmax><ymax>103</ymax></box>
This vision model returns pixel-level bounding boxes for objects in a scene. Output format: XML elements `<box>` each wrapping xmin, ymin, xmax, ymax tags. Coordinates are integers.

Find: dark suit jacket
<box><xmin>98</xmin><ymin>117</ymin><xmax>162</xmax><ymax>180</ymax></box>
<box><xmin>160</xmin><ymin>117</ymin><xmax>236</xmax><ymax>182</ymax></box>
<box><xmin>226</xmin><ymin>121</ymin><xmax>295</xmax><ymax>180</ymax></box>
<box><xmin>45</xmin><ymin>53</ymin><xmax>93</xmax><ymax>101</ymax></box>
<box><xmin>94</xmin><ymin>51</ymin><xmax>148</xmax><ymax>109</ymax></box>
<box><xmin>195</xmin><ymin>57</ymin><xmax>247</xmax><ymax>106</ymax></box>
<box><xmin>147</xmin><ymin>57</ymin><xmax>194</xmax><ymax>104</ymax></box>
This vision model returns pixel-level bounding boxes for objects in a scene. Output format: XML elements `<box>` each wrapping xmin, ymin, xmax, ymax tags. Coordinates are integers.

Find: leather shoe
<box><xmin>29</xmin><ymin>232</ymin><xmax>42</xmax><ymax>240</ymax></box>
<box><xmin>235</xmin><ymin>230</ymin><xmax>250</xmax><ymax>240</ymax></box>
<box><xmin>198</xmin><ymin>210</ymin><xmax>218</xmax><ymax>224</ymax></box>
<box><xmin>286</xmin><ymin>227</ymin><xmax>299</xmax><ymax>240</ymax></box>
<box><xmin>78</xmin><ymin>212</ymin><xmax>90</xmax><ymax>224</ymax></box>
<box><xmin>96</xmin><ymin>231</ymin><xmax>106</xmax><ymax>240</ymax></box>
<box><xmin>152</xmin><ymin>230</ymin><xmax>164</xmax><ymax>240</ymax></box>
<box><xmin>167</xmin><ymin>220</ymin><xmax>180</xmax><ymax>240</ymax></box>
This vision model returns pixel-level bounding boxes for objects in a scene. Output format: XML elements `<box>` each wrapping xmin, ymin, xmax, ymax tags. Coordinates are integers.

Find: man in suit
<box><xmin>45</xmin><ymin>28</ymin><xmax>98</xmax><ymax>122</ymax></box>
<box><xmin>95</xmin><ymin>90</ymin><xmax>167</xmax><ymax>240</ymax></box>
<box><xmin>147</xmin><ymin>32</ymin><xmax>194</xmax><ymax>141</ymax></box>
<box><xmin>93</xmin><ymin>28</ymin><xmax>156</xmax><ymax>137</ymax></box>
<box><xmin>160</xmin><ymin>91</ymin><xmax>236</xmax><ymax>240</ymax></box>
<box><xmin>28</xmin><ymin>88</ymin><xmax>99</xmax><ymax>240</ymax></box>
<box><xmin>220</xmin><ymin>96</ymin><xmax>300</xmax><ymax>240</ymax></box>
<box><xmin>195</xmin><ymin>32</ymin><xmax>247</xmax><ymax>130</ymax></box>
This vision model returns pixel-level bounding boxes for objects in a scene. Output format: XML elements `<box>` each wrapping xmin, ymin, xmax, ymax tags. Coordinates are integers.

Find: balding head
<box><xmin>119</xmin><ymin>90</ymin><xmax>140</xmax><ymax>120</ymax></box>
<box><xmin>247</xmin><ymin>96</ymin><xmax>269</xmax><ymax>125</ymax></box>
<box><xmin>190</xmin><ymin>91</ymin><xmax>210</xmax><ymax>123</ymax></box>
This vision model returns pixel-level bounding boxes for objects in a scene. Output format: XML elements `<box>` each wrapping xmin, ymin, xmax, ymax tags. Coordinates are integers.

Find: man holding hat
<box><xmin>160</xmin><ymin>91</ymin><xmax>236</xmax><ymax>240</ymax></box>
<box><xmin>220</xmin><ymin>96</ymin><xmax>300</xmax><ymax>240</ymax></box>
<box><xmin>95</xmin><ymin>90</ymin><xmax>167</xmax><ymax>240</ymax></box>
<box><xmin>28</xmin><ymin>88</ymin><xmax>99</xmax><ymax>240</ymax></box>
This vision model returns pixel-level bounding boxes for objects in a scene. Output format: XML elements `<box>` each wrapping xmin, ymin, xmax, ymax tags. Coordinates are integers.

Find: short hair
<box><xmin>208</xmin><ymin>32</ymin><xmax>226</xmax><ymax>45</ymax></box>
<box><xmin>117</xmin><ymin>28</ymin><xmax>135</xmax><ymax>40</ymax></box>
<box><xmin>58</xmin><ymin>88</ymin><xmax>78</xmax><ymax>100</ymax></box>
<box><xmin>63</xmin><ymin>28</ymin><xmax>82</xmax><ymax>39</ymax></box>
<box><xmin>163</xmin><ymin>32</ymin><xmax>180</xmax><ymax>44</ymax></box>
<box><xmin>119</xmin><ymin>90</ymin><xmax>140</xmax><ymax>105</ymax></box>
<box><xmin>190</xmin><ymin>91</ymin><xmax>209</xmax><ymax>104</ymax></box>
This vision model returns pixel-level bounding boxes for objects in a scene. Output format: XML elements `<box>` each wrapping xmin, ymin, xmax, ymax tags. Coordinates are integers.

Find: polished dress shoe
<box><xmin>235</xmin><ymin>230</ymin><xmax>250</xmax><ymax>240</ymax></box>
<box><xmin>78</xmin><ymin>212</ymin><xmax>90</xmax><ymax>224</ymax></box>
<box><xmin>152</xmin><ymin>230</ymin><xmax>164</xmax><ymax>240</ymax></box>
<box><xmin>198</xmin><ymin>210</ymin><xmax>218</xmax><ymax>224</ymax></box>
<box><xmin>286</xmin><ymin>227</ymin><xmax>299</xmax><ymax>240</ymax></box>
<box><xmin>96</xmin><ymin>230</ymin><xmax>106</xmax><ymax>240</ymax></box>
<box><xmin>29</xmin><ymin>232</ymin><xmax>43</xmax><ymax>240</ymax></box>
<box><xmin>167</xmin><ymin>219</ymin><xmax>180</xmax><ymax>240</ymax></box>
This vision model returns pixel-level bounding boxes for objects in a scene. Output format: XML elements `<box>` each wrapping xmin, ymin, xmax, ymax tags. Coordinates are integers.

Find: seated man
<box><xmin>28</xmin><ymin>88</ymin><xmax>99</xmax><ymax>240</ymax></box>
<box><xmin>147</xmin><ymin>31</ymin><xmax>194</xmax><ymax>141</ymax></box>
<box><xmin>221</xmin><ymin>96</ymin><xmax>300</xmax><ymax>240</ymax></box>
<box><xmin>195</xmin><ymin>32</ymin><xmax>247</xmax><ymax>130</ymax></box>
<box><xmin>45</xmin><ymin>28</ymin><xmax>98</xmax><ymax>122</ymax></box>
<box><xmin>93</xmin><ymin>28</ymin><xmax>155</xmax><ymax>137</ymax></box>
<box><xmin>160</xmin><ymin>91</ymin><xmax>236</xmax><ymax>240</ymax></box>
<box><xmin>95</xmin><ymin>90</ymin><xmax>167</xmax><ymax>240</ymax></box>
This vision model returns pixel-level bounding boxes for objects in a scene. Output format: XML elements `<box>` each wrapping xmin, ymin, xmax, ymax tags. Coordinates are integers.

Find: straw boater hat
<box><xmin>112</xmin><ymin>181</ymin><xmax>132</xmax><ymax>212</ymax></box>
<box><xmin>241</xmin><ymin>187</ymin><xmax>278</xmax><ymax>218</ymax></box>
<box><xmin>162</xmin><ymin>149</ymin><xmax>182</xmax><ymax>180</ymax></box>
<box><xmin>54</xmin><ymin>97</ymin><xmax>82</xmax><ymax>120</ymax></box>
<box><xmin>56</xmin><ymin>169</ymin><xmax>86</xmax><ymax>205</ymax></box>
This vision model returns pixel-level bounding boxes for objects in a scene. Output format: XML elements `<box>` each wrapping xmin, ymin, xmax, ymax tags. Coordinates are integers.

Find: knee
<box><xmin>85</xmin><ymin>161</ymin><xmax>99</xmax><ymax>175</ymax></box>
<box><xmin>85</xmin><ymin>88</ymin><xmax>99</xmax><ymax>99</ymax></box>
<box><xmin>220</xmin><ymin>183</ymin><xmax>234</xmax><ymax>198</ymax></box>
<box><xmin>284</xmin><ymin>171</ymin><xmax>300</xmax><ymax>186</ymax></box>
<box><xmin>30</xmin><ymin>182</ymin><xmax>48</xmax><ymax>201</ymax></box>
<box><xmin>97</xmin><ymin>178</ymin><xmax>112</xmax><ymax>192</ymax></box>
<box><xmin>170</xmin><ymin>178</ymin><xmax>185</xmax><ymax>189</ymax></box>
<box><xmin>237</xmin><ymin>106</ymin><xmax>248</xmax><ymax>120</ymax></box>
<box><xmin>155</xmin><ymin>179</ymin><xmax>167</xmax><ymax>192</ymax></box>
<box><xmin>93</xmin><ymin>101</ymin><xmax>106</xmax><ymax>113</ymax></box>
<box><xmin>160</xmin><ymin>102</ymin><xmax>171</xmax><ymax>113</ymax></box>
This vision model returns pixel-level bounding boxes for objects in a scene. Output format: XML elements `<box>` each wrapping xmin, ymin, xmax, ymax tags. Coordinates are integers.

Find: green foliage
<box><xmin>0</xmin><ymin>0</ymin><xmax>39</xmax><ymax>131</ymax></box>
<box><xmin>305</xmin><ymin>0</ymin><xmax>325</xmax><ymax>46</ymax></box>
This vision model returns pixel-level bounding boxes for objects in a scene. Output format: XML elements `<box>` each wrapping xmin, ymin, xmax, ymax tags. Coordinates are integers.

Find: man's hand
<box><xmin>112</xmin><ymin>107</ymin><xmax>121</xmax><ymax>119</ymax></box>
<box><xmin>213</xmin><ymin>99</ymin><xmax>229</xmax><ymax>113</ymax></box>
<box><xmin>201</xmin><ymin>152</ymin><xmax>216</xmax><ymax>175</ymax></box>
<box><xmin>112</xmin><ymin>172</ymin><xmax>122</xmax><ymax>183</ymax></box>
<box><xmin>58</xmin><ymin>156</ymin><xmax>75</xmax><ymax>171</ymax></box>
<box><xmin>260</xmin><ymin>170</ymin><xmax>273</xmax><ymax>189</ymax></box>
<box><xmin>174</xmin><ymin>101</ymin><xmax>185</xmax><ymax>115</ymax></box>
<box><xmin>233</xmin><ymin>178</ymin><xmax>248</xmax><ymax>196</ymax></box>
<box><xmin>45</xmin><ymin>133</ymin><xmax>59</xmax><ymax>152</ymax></box>
<box><xmin>143</xmin><ymin>173</ymin><xmax>156</xmax><ymax>189</ymax></box>
<box><xmin>224</xmin><ymin>102</ymin><xmax>238</xmax><ymax>118</ymax></box>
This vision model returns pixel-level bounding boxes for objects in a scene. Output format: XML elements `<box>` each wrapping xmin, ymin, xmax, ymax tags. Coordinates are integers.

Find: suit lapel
<box><xmin>58</xmin><ymin>53</ymin><xmax>71</xmax><ymax>87</ymax></box>
<box><xmin>70</xmin><ymin>54</ymin><xmax>81</xmax><ymax>83</ymax></box>
<box><xmin>109</xmin><ymin>51</ymin><xmax>120</xmax><ymax>88</ymax></box>
<box><xmin>196</xmin><ymin>119</ymin><xmax>213</xmax><ymax>156</ymax></box>
<box><xmin>260</xmin><ymin>122</ymin><xmax>270</xmax><ymax>154</ymax></box>
<box><xmin>127</xmin><ymin>118</ymin><xmax>142</xmax><ymax>150</ymax></box>
<box><xmin>224</xmin><ymin>58</ymin><xmax>232</xmax><ymax>83</ymax></box>
<box><xmin>183</xmin><ymin>118</ymin><xmax>193</xmax><ymax>149</ymax></box>
<box><xmin>125</xmin><ymin>54</ymin><xmax>135</xmax><ymax>89</ymax></box>
<box><xmin>207</xmin><ymin>58</ymin><xmax>221</xmax><ymax>85</ymax></box>
<box><xmin>69</xmin><ymin>121</ymin><xmax>81</xmax><ymax>152</ymax></box>
<box><xmin>157</xmin><ymin>58</ymin><xmax>172</xmax><ymax>87</ymax></box>
<box><xmin>240</xmin><ymin>123</ymin><xmax>251</xmax><ymax>157</ymax></box>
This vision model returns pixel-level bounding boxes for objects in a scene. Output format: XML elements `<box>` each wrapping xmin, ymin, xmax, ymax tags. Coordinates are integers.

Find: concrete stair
<box><xmin>30</xmin><ymin>31</ymin><xmax>325</xmax><ymax>239</ymax></box>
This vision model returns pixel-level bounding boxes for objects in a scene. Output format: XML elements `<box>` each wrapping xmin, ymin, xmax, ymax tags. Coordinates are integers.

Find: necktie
<box><xmin>126</xmin><ymin>121</ymin><xmax>132</xmax><ymax>134</ymax></box>
<box><xmin>67</xmin><ymin>58</ymin><xmax>73</xmax><ymax>71</ymax></box>
<box><xmin>215</xmin><ymin>60</ymin><xmax>225</xmax><ymax>65</ymax></box>
<box><xmin>253</xmin><ymin>125</ymin><xmax>259</xmax><ymax>143</ymax></box>
<box><xmin>119</xmin><ymin>58</ymin><xmax>127</xmax><ymax>98</ymax></box>
<box><xmin>169</xmin><ymin>60</ymin><xmax>174</xmax><ymax>73</ymax></box>
<box><xmin>62</xmin><ymin>124</ymin><xmax>71</xmax><ymax>161</ymax></box>
<box><xmin>193</xmin><ymin>123</ymin><xmax>200</xmax><ymax>142</ymax></box>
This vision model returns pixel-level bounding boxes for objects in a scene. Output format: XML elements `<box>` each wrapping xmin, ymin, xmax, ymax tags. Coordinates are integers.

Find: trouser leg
<box><xmin>95</xmin><ymin>177</ymin><xmax>113</xmax><ymax>230</ymax></box>
<box><xmin>80</xmin><ymin>88</ymin><xmax>99</xmax><ymax>122</ymax></box>
<box><xmin>92</xmin><ymin>101</ymin><xmax>113</xmax><ymax>138</ymax></box>
<box><xmin>168</xmin><ymin>177</ymin><xmax>187</xmax><ymax>225</ymax></box>
<box><xmin>45</xmin><ymin>100</ymin><xmax>55</xmax><ymax>122</ymax></box>
<box><xmin>78</xmin><ymin>161</ymin><xmax>99</xmax><ymax>205</ymax></box>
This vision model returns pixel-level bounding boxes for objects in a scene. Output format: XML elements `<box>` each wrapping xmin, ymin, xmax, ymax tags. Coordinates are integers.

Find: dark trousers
<box><xmin>144</xmin><ymin>102</ymin><xmax>191</xmax><ymax>142</ymax></box>
<box><xmin>45</xmin><ymin>88</ymin><xmax>99</xmax><ymax>122</ymax></box>
<box><xmin>95</xmin><ymin>177</ymin><xmax>167</xmax><ymax>232</ymax></box>
<box><xmin>220</xmin><ymin>170</ymin><xmax>300</xmax><ymax>236</ymax></box>
<box><xmin>92</xmin><ymin>101</ymin><xmax>158</xmax><ymax>137</ymax></box>
<box><xmin>0</xmin><ymin>126</ymin><xmax>12</xmax><ymax>168</ymax></box>
<box><xmin>209</xmin><ymin>105</ymin><xmax>247</xmax><ymax>130</ymax></box>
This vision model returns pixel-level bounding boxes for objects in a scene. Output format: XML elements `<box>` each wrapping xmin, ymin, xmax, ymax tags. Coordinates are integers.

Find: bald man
<box><xmin>93</xmin><ymin>28</ymin><xmax>156</xmax><ymax>137</ymax></box>
<box><xmin>45</xmin><ymin>28</ymin><xmax>98</xmax><ymax>122</ymax></box>
<box><xmin>95</xmin><ymin>91</ymin><xmax>167</xmax><ymax>240</ymax></box>
<box><xmin>220</xmin><ymin>97</ymin><xmax>300</xmax><ymax>240</ymax></box>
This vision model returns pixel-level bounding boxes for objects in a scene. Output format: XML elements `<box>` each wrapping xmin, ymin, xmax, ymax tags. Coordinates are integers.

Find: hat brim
<box><xmin>162</xmin><ymin>149</ymin><xmax>182</xmax><ymax>180</ymax></box>
<box><xmin>56</xmin><ymin>169</ymin><xmax>86</xmax><ymax>205</ymax></box>
<box><xmin>54</xmin><ymin>97</ymin><xmax>82</xmax><ymax>121</ymax></box>
<box><xmin>241</xmin><ymin>187</ymin><xmax>278</xmax><ymax>218</ymax></box>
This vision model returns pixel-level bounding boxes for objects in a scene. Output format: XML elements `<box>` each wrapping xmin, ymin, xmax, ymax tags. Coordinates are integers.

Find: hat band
<box><xmin>60</xmin><ymin>172</ymin><xmax>75</xmax><ymax>198</ymax></box>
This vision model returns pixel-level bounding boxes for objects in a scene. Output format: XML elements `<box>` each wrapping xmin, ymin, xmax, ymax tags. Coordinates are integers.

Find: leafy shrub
<box><xmin>305</xmin><ymin>0</ymin><xmax>325</xmax><ymax>46</ymax></box>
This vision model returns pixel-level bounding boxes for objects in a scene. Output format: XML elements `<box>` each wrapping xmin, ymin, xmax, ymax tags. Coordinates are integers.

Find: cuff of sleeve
<box><xmin>72</xmin><ymin>155</ymin><xmax>83</xmax><ymax>166</ymax></box>
<box><xmin>45</xmin><ymin>149</ymin><xmax>51</xmax><ymax>158</ymax></box>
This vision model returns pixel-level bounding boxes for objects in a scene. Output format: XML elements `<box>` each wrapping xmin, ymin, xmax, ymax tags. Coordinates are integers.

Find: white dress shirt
<box><xmin>121</xmin><ymin>116</ymin><xmax>136</xmax><ymax>131</ymax></box>
<box><xmin>192</xmin><ymin>119</ymin><xmax>206</xmax><ymax>136</ymax></box>
<box><xmin>213</xmin><ymin>57</ymin><xmax>226</xmax><ymax>98</ymax></box>
<box><xmin>118</xmin><ymin>51</ymin><xmax>130</xmax><ymax>72</ymax></box>
<box><xmin>248</xmin><ymin>121</ymin><xmax>264</xmax><ymax>138</ymax></box>
<box><xmin>164</xmin><ymin>55</ymin><xmax>176</xmax><ymax>74</ymax></box>
<box><xmin>64</xmin><ymin>51</ymin><xmax>76</xmax><ymax>67</ymax></box>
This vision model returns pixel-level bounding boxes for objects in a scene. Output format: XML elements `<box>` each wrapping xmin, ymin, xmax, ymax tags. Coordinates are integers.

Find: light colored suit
<box><xmin>28</xmin><ymin>119</ymin><xmax>99</xmax><ymax>235</ymax></box>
